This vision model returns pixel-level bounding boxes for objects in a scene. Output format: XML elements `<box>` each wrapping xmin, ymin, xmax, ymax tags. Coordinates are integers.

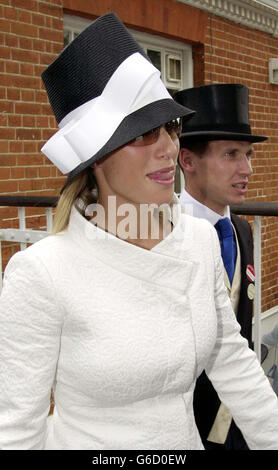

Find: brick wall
<box><xmin>0</xmin><ymin>0</ymin><xmax>64</xmax><ymax>265</ymax></box>
<box><xmin>197</xmin><ymin>13</ymin><xmax>278</xmax><ymax>311</ymax></box>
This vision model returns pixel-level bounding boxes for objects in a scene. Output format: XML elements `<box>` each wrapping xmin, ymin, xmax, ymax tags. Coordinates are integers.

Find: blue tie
<box><xmin>214</xmin><ymin>218</ymin><xmax>236</xmax><ymax>284</ymax></box>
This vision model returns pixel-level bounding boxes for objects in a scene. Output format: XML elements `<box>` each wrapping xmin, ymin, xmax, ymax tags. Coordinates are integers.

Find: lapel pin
<box><xmin>246</xmin><ymin>264</ymin><xmax>255</xmax><ymax>283</ymax></box>
<box><xmin>247</xmin><ymin>283</ymin><xmax>255</xmax><ymax>300</ymax></box>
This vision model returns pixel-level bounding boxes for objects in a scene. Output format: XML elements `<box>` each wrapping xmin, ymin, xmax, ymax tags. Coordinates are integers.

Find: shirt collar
<box><xmin>179</xmin><ymin>188</ymin><xmax>230</xmax><ymax>226</ymax></box>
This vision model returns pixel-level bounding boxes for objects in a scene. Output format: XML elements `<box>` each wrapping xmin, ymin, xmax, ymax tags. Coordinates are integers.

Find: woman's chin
<box><xmin>153</xmin><ymin>189</ymin><xmax>175</xmax><ymax>207</ymax></box>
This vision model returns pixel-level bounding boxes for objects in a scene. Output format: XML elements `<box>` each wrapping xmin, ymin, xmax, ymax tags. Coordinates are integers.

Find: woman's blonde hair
<box><xmin>52</xmin><ymin>169</ymin><xmax>97</xmax><ymax>234</ymax></box>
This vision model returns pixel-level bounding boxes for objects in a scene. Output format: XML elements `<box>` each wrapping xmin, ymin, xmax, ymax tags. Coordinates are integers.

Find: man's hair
<box><xmin>179</xmin><ymin>139</ymin><xmax>209</xmax><ymax>157</ymax></box>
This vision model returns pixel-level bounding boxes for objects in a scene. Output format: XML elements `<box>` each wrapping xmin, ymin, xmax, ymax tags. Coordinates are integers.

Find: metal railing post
<box><xmin>254</xmin><ymin>215</ymin><xmax>262</xmax><ymax>362</ymax></box>
<box><xmin>18</xmin><ymin>206</ymin><xmax>27</xmax><ymax>251</ymax></box>
<box><xmin>46</xmin><ymin>207</ymin><xmax>53</xmax><ymax>233</ymax></box>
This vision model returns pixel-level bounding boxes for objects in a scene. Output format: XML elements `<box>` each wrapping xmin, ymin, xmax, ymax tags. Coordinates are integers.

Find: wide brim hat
<box><xmin>174</xmin><ymin>84</ymin><xmax>267</xmax><ymax>145</ymax></box>
<box><xmin>41</xmin><ymin>13</ymin><xmax>194</xmax><ymax>180</ymax></box>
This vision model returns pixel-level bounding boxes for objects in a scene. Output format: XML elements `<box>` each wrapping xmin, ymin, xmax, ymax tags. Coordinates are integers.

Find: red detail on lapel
<box><xmin>246</xmin><ymin>264</ymin><xmax>255</xmax><ymax>282</ymax></box>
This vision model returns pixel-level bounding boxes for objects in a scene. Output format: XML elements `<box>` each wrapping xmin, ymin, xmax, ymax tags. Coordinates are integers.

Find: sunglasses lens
<box><xmin>129</xmin><ymin>127</ymin><xmax>160</xmax><ymax>146</ymax></box>
<box><xmin>128</xmin><ymin>118</ymin><xmax>182</xmax><ymax>147</ymax></box>
<box><xmin>165</xmin><ymin>118</ymin><xmax>182</xmax><ymax>138</ymax></box>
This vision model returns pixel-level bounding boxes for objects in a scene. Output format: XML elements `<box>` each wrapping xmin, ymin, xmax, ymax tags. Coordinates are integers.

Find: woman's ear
<box><xmin>178</xmin><ymin>148</ymin><xmax>195</xmax><ymax>174</ymax></box>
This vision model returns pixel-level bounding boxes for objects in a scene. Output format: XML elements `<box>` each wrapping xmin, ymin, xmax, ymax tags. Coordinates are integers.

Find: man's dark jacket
<box><xmin>193</xmin><ymin>214</ymin><xmax>254</xmax><ymax>450</ymax></box>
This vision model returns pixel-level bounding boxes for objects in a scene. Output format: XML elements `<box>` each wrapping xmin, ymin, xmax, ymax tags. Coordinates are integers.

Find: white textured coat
<box><xmin>0</xmin><ymin>206</ymin><xmax>278</xmax><ymax>450</ymax></box>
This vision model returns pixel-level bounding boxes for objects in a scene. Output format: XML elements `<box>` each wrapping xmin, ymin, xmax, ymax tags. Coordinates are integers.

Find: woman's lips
<box><xmin>147</xmin><ymin>167</ymin><xmax>175</xmax><ymax>186</ymax></box>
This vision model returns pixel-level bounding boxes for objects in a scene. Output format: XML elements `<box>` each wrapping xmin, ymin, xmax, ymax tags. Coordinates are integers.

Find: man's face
<box><xmin>180</xmin><ymin>140</ymin><xmax>253</xmax><ymax>214</ymax></box>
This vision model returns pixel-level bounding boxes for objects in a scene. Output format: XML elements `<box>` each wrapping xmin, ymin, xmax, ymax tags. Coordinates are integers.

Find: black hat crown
<box><xmin>42</xmin><ymin>13</ymin><xmax>148</xmax><ymax>125</ymax></box>
<box><xmin>174</xmin><ymin>84</ymin><xmax>267</xmax><ymax>143</ymax></box>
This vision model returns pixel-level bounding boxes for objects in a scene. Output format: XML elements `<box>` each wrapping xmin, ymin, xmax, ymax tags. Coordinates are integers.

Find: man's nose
<box><xmin>239</xmin><ymin>155</ymin><xmax>253</xmax><ymax>176</ymax></box>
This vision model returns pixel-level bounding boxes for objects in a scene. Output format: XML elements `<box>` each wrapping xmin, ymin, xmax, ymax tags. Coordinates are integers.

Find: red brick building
<box><xmin>1</xmin><ymin>0</ymin><xmax>278</xmax><ymax>326</ymax></box>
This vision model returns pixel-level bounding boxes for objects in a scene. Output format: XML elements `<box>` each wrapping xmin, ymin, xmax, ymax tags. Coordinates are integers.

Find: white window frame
<box><xmin>131</xmin><ymin>29</ymin><xmax>193</xmax><ymax>92</ymax></box>
<box><xmin>63</xmin><ymin>14</ymin><xmax>193</xmax><ymax>191</ymax></box>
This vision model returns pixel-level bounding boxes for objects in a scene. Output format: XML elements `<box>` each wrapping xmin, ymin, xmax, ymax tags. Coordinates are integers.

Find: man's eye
<box><xmin>224</xmin><ymin>151</ymin><xmax>235</xmax><ymax>157</ymax></box>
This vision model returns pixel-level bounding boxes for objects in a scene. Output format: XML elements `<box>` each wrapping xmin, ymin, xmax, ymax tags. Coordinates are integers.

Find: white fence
<box><xmin>0</xmin><ymin>196</ymin><xmax>56</xmax><ymax>292</ymax></box>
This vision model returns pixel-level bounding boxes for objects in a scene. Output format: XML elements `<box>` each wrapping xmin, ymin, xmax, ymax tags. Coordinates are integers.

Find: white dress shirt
<box><xmin>179</xmin><ymin>188</ymin><xmax>230</xmax><ymax>225</ymax></box>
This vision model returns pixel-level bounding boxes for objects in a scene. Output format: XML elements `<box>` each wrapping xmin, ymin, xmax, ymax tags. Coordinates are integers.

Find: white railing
<box><xmin>254</xmin><ymin>216</ymin><xmax>262</xmax><ymax>362</ymax></box>
<box><xmin>231</xmin><ymin>202</ymin><xmax>278</xmax><ymax>362</ymax></box>
<box><xmin>0</xmin><ymin>196</ymin><xmax>278</xmax><ymax>362</ymax></box>
<box><xmin>0</xmin><ymin>196</ymin><xmax>57</xmax><ymax>292</ymax></box>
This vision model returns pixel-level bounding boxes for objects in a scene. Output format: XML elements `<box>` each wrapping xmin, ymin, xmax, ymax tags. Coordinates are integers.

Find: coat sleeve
<box><xmin>0</xmin><ymin>249</ymin><xmax>63</xmax><ymax>449</ymax></box>
<box><xmin>205</xmin><ymin>227</ymin><xmax>278</xmax><ymax>450</ymax></box>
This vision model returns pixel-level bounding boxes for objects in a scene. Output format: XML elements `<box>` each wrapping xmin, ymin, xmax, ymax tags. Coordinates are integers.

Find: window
<box><xmin>131</xmin><ymin>29</ymin><xmax>193</xmax><ymax>101</ymax></box>
<box><xmin>63</xmin><ymin>14</ymin><xmax>193</xmax><ymax>192</ymax></box>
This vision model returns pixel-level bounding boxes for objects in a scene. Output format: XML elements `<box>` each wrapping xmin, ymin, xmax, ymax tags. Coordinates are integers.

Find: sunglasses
<box><xmin>129</xmin><ymin>118</ymin><xmax>182</xmax><ymax>147</ymax></box>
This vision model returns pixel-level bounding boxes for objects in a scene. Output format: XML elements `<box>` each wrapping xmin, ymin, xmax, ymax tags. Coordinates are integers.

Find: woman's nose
<box><xmin>156</xmin><ymin>126</ymin><xmax>179</xmax><ymax>159</ymax></box>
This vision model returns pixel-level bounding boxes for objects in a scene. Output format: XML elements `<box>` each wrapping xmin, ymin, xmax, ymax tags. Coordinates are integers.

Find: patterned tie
<box><xmin>214</xmin><ymin>217</ymin><xmax>236</xmax><ymax>284</ymax></box>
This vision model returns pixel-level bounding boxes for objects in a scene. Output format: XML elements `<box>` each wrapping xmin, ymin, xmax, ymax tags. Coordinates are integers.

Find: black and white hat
<box><xmin>41</xmin><ymin>13</ymin><xmax>194</xmax><ymax>179</ymax></box>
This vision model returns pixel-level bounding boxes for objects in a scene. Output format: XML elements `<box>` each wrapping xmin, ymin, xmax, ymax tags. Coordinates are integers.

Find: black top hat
<box><xmin>174</xmin><ymin>84</ymin><xmax>267</xmax><ymax>144</ymax></box>
<box><xmin>41</xmin><ymin>13</ymin><xmax>194</xmax><ymax>178</ymax></box>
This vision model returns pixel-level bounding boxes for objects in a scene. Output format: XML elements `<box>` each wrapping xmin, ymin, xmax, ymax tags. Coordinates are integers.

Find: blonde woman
<box><xmin>0</xmin><ymin>13</ymin><xmax>278</xmax><ymax>450</ymax></box>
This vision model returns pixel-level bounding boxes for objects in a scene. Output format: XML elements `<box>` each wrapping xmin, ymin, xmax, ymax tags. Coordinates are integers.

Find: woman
<box><xmin>0</xmin><ymin>13</ymin><xmax>278</xmax><ymax>450</ymax></box>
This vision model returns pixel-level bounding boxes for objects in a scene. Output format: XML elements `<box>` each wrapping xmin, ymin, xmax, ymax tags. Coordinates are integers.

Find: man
<box><xmin>174</xmin><ymin>84</ymin><xmax>267</xmax><ymax>450</ymax></box>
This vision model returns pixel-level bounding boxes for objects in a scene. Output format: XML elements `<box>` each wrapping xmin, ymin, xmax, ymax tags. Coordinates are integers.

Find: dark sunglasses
<box><xmin>129</xmin><ymin>118</ymin><xmax>182</xmax><ymax>147</ymax></box>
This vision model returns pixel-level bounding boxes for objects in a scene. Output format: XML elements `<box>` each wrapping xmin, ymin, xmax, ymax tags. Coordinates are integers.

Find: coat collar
<box><xmin>66</xmin><ymin>200</ymin><xmax>197</xmax><ymax>293</ymax></box>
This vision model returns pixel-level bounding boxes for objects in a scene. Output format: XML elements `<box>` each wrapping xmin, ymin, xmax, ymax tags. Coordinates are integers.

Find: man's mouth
<box><xmin>232</xmin><ymin>182</ymin><xmax>248</xmax><ymax>193</ymax></box>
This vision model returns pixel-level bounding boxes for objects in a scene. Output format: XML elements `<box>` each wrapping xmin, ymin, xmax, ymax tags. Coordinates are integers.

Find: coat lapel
<box><xmin>68</xmin><ymin>205</ymin><xmax>197</xmax><ymax>293</ymax></box>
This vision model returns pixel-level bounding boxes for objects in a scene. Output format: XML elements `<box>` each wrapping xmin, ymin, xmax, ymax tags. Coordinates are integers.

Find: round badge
<box><xmin>247</xmin><ymin>283</ymin><xmax>255</xmax><ymax>300</ymax></box>
<box><xmin>246</xmin><ymin>264</ymin><xmax>255</xmax><ymax>282</ymax></box>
